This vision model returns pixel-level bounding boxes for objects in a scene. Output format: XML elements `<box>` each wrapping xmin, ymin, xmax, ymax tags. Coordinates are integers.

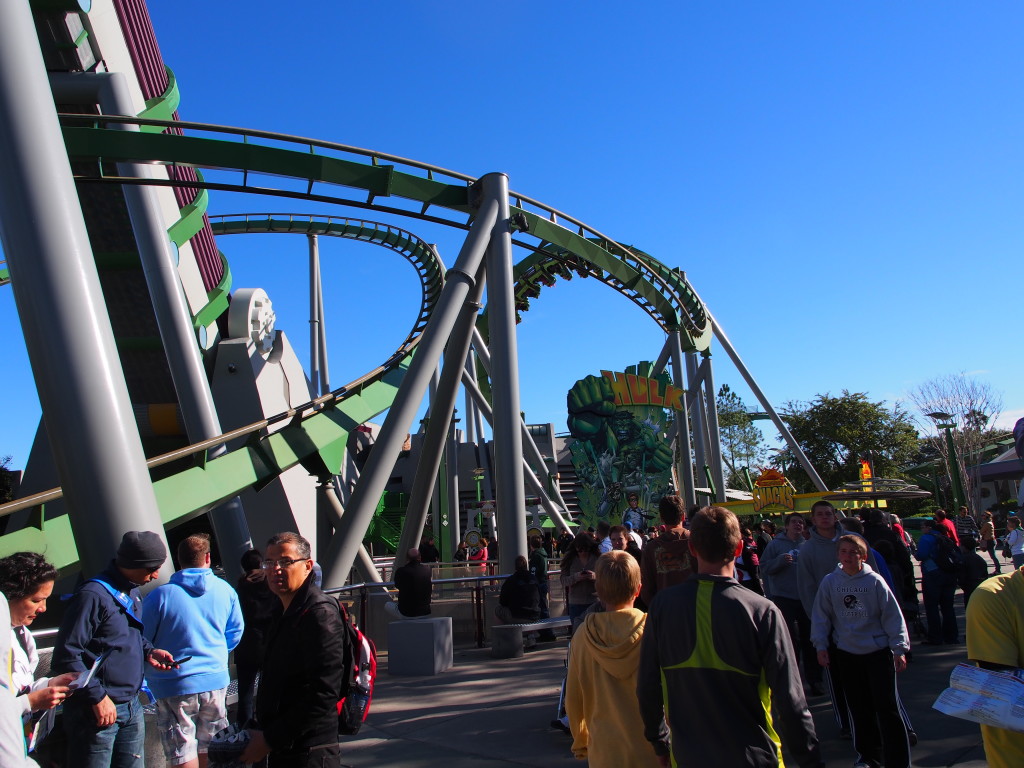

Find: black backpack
<box><xmin>931</xmin><ymin>533</ymin><xmax>963</xmax><ymax>574</ymax></box>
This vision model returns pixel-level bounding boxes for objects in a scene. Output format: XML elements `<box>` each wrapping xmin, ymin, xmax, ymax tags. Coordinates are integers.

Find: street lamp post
<box><xmin>472</xmin><ymin>467</ymin><xmax>485</xmax><ymax>502</ymax></box>
<box><xmin>927</xmin><ymin>411</ymin><xmax>966</xmax><ymax>512</ymax></box>
<box><xmin>471</xmin><ymin>467</ymin><xmax>485</xmax><ymax>530</ymax></box>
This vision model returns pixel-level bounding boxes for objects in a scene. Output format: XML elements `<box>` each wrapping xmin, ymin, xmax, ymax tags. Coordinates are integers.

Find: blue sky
<box><xmin>2</xmin><ymin>1</ymin><xmax>1022</xmax><ymax>470</ymax></box>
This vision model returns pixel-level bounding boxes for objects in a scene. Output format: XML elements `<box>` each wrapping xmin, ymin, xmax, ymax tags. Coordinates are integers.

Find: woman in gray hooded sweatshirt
<box><xmin>811</xmin><ymin>534</ymin><xmax>911</xmax><ymax>768</ymax></box>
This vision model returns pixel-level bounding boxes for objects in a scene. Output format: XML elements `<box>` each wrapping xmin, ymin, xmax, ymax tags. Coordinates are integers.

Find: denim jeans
<box><xmin>235</xmin><ymin>660</ymin><xmax>259</xmax><ymax>727</ymax></box>
<box><xmin>64</xmin><ymin>696</ymin><xmax>145</xmax><ymax>768</ymax></box>
<box><xmin>922</xmin><ymin>568</ymin><xmax>959</xmax><ymax>644</ymax></box>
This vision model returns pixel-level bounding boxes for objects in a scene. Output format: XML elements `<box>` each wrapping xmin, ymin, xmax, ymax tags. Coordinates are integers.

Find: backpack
<box><xmin>930</xmin><ymin>533</ymin><xmax>963</xmax><ymax>574</ymax></box>
<box><xmin>337</xmin><ymin>601</ymin><xmax>377</xmax><ymax>736</ymax></box>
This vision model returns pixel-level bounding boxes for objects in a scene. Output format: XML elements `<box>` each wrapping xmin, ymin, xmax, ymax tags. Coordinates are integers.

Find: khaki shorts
<box><xmin>156</xmin><ymin>688</ymin><xmax>229</xmax><ymax>765</ymax></box>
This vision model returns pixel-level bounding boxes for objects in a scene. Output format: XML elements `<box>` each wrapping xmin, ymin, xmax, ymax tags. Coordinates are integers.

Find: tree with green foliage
<box><xmin>0</xmin><ymin>456</ymin><xmax>15</xmax><ymax>505</ymax></box>
<box><xmin>776</xmin><ymin>391</ymin><xmax>919</xmax><ymax>493</ymax></box>
<box><xmin>716</xmin><ymin>385</ymin><xmax>765</xmax><ymax>490</ymax></box>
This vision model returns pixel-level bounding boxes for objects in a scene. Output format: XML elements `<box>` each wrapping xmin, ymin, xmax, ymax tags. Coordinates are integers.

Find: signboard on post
<box><xmin>752</xmin><ymin>469</ymin><xmax>795</xmax><ymax>513</ymax></box>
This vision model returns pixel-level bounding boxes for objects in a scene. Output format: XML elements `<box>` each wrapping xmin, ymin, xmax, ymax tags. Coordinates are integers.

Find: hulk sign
<box><xmin>566</xmin><ymin>362</ymin><xmax>676</xmax><ymax>531</ymax></box>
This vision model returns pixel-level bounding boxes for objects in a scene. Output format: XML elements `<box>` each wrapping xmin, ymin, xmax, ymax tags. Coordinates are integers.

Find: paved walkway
<box><xmin>343</xmin><ymin>607</ymin><xmax>990</xmax><ymax>767</ymax></box>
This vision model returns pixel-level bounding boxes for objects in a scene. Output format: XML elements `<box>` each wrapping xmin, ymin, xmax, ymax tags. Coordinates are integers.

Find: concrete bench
<box><xmin>491</xmin><ymin>616</ymin><xmax>572</xmax><ymax>659</ymax></box>
<box><xmin>387</xmin><ymin>616</ymin><xmax>453</xmax><ymax>676</ymax></box>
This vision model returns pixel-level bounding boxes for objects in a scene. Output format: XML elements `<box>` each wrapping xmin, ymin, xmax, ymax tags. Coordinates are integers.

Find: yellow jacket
<box><xmin>565</xmin><ymin>608</ymin><xmax>662</xmax><ymax>767</ymax></box>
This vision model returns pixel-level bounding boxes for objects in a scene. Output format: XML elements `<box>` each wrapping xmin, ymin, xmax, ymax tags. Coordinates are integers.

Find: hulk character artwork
<box><xmin>567</xmin><ymin>365</ymin><xmax>676</xmax><ymax>531</ymax></box>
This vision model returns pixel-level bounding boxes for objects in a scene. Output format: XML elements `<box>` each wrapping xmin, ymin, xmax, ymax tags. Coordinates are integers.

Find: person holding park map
<box><xmin>52</xmin><ymin>531</ymin><xmax>176</xmax><ymax>768</ymax></box>
<box><xmin>966</xmin><ymin>565</ymin><xmax>1024</xmax><ymax>768</ymax></box>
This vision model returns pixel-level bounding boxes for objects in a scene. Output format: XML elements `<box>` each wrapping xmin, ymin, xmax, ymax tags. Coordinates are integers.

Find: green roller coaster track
<box><xmin>208</xmin><ymin>213</ymin><xmax>446</xmax><ymax>372</ymax></box>
<box><xmin>0</xmin><ymin>113</ymin><xmax>714</xmax><ymax>569</ymax></box>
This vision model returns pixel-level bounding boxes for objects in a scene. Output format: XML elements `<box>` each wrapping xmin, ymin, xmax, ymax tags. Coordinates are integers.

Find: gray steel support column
<box><xmin>321</xmin><ymin>177</ymin><xmax>502</xmax><ymax>587</ymax></box>
<box><xmin>465</xmin><ymin>343</ymin><xmax>491</xmax><ymax>487</ymax></box>
<box><xmin>0</xmin><ymin>12</ymin><xmax>170</xmax><ymax>578</ymax></box>
<box><xmin>426</xmin><ymin>366</ymin><xmax>441</xmax><ymax>539</ymax></box>
<box><xmin>337</xmin><ymin>458</ymin><xmax>357</xmax><ymax>507</ymax></box>
<box><xmin>318</xmin><ymin>481</ymin><xmax>384</xmax><ymax>587</ymax></box>
<box><xmin>316</xmin><ymin>245</ymin><xmax>329</xmax><ymax>395</ymax></box>
<box><xmin>315</xmin><ymin>478</ymin><xmax>335</xmax><ymax>565</ymax></box>
<box><xmin>428</xmin><ymin>366</ymin><xmax>440</xmax><ymax>408</ymax></box>
<box><xmin>522</xmin><ymin>457</ymin><xmax>569</xmax><ymax>528</ymax></box>
<box><xmin>355</xmin><ymin>546</ymin><xmax>381</xmax><ymax>586</ymax></box>
<box><xmin>484</xmin><ymin>174</ymin><xmax>526</xmax><ymax>570</ymax></box>
<box><xmin>464</xmin><ymin>353</ymin><xmax>477</xmax><ymax>446</ymax></box>
<box><xmin>669</xmin><ymin>331</ymin><xmax>697</xmax><ymax>507</ymax></box>
<box><xmin>429</xmin><ymin>462</ymin><xmax>443</xmax><ymax>543</ymax></box>
<box><xmin>308</xmin><ymin>234</ymin><xmax>321</xmax><ymax>395</ymax></box>
<box><xmin>686</xmin><ymin>351</ymin><xmax>709</xmax><ymax>479</ymax></box>
<box><xmin>446</xmin><ymin>419</ymin><xmax>461</xmax><ymax>559</ymax></box>
<box><xmin>709</xmin><ymin>314</ymin><xmax>827</xmax><ymax>492</ymax></box>
<box><xmin>518</xmin><ymin>425</ymin><xmax>571</xmax><ymax>512</ymax></box>
<box><xmin>650</xmin><ymin>336</ymin><xmax>673</xmax><ymax>379</ymax></box>
<box><xmin>393</xmin><ymin>264</ymin><xmax>485</xmax><ymax>569</ymax></box>
<box><xmin>519</xmin><ymin>421</ymin><xmax>572</xmax><ymax>513</ymax></box>
<box><xmin>474</xmin><ymin>363</ymin><xmax>488</xmax><ymax>442</ymax></box>
<box><xmin>477</xmin><ymin>413</ymin><xmax>487</xmax><ymax>445</ymax></box>
<box><xmin>699</xmin><ymin>354</ymin><xmax>727</xmax><ymax>502</ymax></box>
<box><xmin>470</xmin><ymin>326</ymin><xmax>572</xmax><ymax>514</ymax></box>
<box><xmin>50</xmin><ymin>73</ymin><xmax>253</xmax><ymax>574</ymax></box>
<box><xmin>459</xmin><ymin>368</ymin><xmax>573</xmax><ymax>531</ymax></box>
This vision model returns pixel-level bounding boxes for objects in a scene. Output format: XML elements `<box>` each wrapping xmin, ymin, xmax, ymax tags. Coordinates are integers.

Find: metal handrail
<box><xmin>324</xmin><ymin>567</ymin><xmax>566</xmax><ymax>648</ymax></box>
<box><xmin>0</xmin><ymin>346</ymin><xmax>417</xmax><ymax>520</ymax></box>
<box><xmin>30</xmin><ymin>567</ymin><xmax>567</xmax><ymax>651</ymax></box>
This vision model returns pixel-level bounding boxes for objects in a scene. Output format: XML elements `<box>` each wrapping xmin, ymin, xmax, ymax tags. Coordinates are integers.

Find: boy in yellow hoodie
<box><xmin>565</xmin><ymin>551</ymin><xmax>661</xmax><ymax>768</ymax></box>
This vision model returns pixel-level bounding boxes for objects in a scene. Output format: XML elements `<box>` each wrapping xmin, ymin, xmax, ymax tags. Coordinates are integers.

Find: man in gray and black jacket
<box><xmin>637</xmin><ymin>507</ymin><xmax>823</xmax><ymax>768</ymax></box>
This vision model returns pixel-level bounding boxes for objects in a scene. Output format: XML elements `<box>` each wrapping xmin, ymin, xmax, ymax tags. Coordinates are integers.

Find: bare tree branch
<box><xmin>907</xmin><ymin>373</ymin><xmax>1005</xmax><ymax>512</ymax></box>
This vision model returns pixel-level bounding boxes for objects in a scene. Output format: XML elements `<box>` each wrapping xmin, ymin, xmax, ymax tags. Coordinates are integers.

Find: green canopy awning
<box><xmin>541</xmin><ymin>515</ymin><xmax>577</xmax><ymax>529</ymax></box>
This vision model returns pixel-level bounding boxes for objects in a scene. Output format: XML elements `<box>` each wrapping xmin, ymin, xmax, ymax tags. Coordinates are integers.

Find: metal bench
<box><xmin>491</xmin><ymin>616</ymin><xmax>572</xmax><ymax>658</ymax></box>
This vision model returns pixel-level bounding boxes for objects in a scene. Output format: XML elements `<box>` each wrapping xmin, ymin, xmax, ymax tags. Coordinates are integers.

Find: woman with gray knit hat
<box><xmin>51</xmin><ymin>530</ymin><xmax>178</xmax><ymax>768</ymax></box>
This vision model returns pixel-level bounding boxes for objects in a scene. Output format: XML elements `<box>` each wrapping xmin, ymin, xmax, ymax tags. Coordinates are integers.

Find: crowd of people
<box><xmin>2</xmin><ymin>499</ymin><xmax>1021</xmax><ymax>767</ymax></box>
<box><xmin>1</xmin><ymin>529</ymin><xmax>350</xmax><ymax>768</ymax></box>
<box><xmin>556</xmin><ymin>499</ymin><xmax>1023</xmax><ymax>768</ymax></box>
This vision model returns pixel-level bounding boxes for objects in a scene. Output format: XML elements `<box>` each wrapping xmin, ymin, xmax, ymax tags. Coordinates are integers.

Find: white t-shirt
<box><xmin>1006</xmin><ymin>528</ymin><xmax>1024</xmax><ymax>556</ymax></box>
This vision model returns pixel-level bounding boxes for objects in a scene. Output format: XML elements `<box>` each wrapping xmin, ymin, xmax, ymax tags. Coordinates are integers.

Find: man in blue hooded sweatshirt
<box><xmin>143</xmin><ymin>534</ymin><xmax>244</xmax><ymax>768</ymax></box>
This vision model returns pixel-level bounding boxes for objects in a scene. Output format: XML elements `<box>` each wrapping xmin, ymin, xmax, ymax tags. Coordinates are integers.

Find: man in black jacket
<box><xmin>386</xmin><ymin>548</ymin><xmax>432</xmax><ymax>619</ymax></box>
<box><xmin>864</xmin><ymin>508</ymin><xmax>917</xmax><ymax>603</ymax></box>
<box><xmin>495</xmin><ymin>556</ymin><xmax>541</xmax><ymax>624</ymax></box>
<box><xmin>241</xmin><ymin>532</ymin><xmax>348</xmax><ymax>767</ymax></box>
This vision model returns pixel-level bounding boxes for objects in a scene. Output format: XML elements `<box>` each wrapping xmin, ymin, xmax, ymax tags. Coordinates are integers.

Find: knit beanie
<box><xmin>116</xmin><ymin>531</ymin><xmax>167</xmax><ymax>570</ymax></box>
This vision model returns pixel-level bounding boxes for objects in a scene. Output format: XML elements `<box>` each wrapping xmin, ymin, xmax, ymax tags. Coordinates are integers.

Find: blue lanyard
<box><xmin>86</xmin><ymin>578</ymin><xmax>144</xmax><ymax>628</ymax></box>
